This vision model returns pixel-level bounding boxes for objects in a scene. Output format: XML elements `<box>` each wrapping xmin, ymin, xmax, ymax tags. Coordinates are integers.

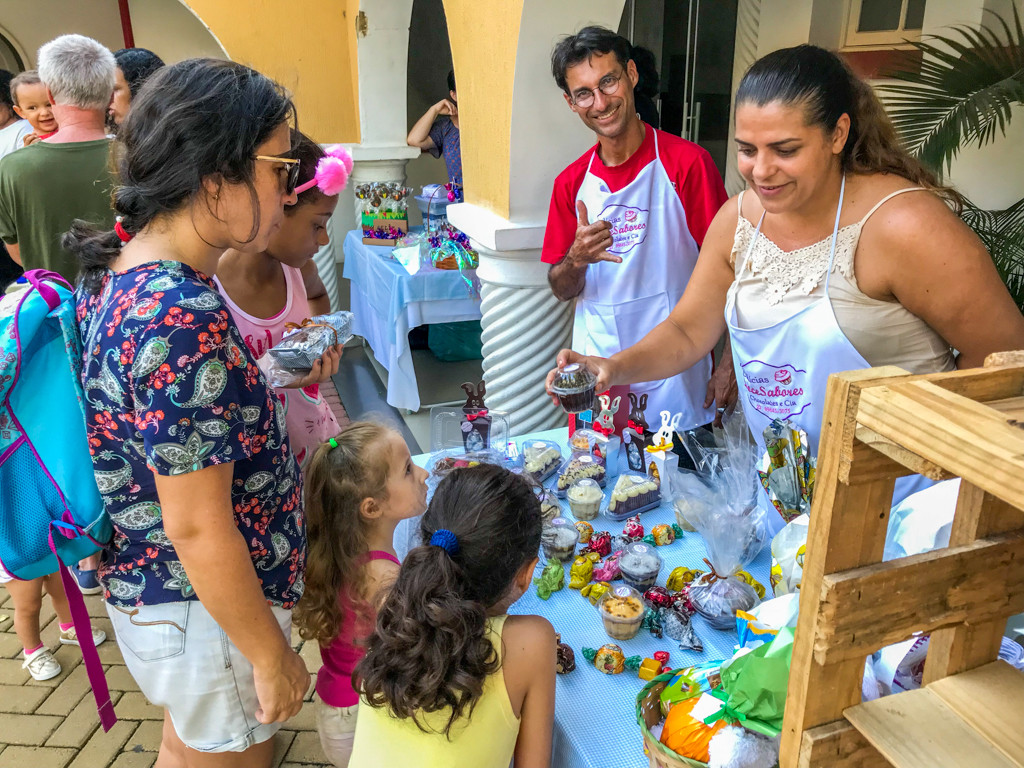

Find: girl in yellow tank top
<box><xmin>349</xmin><ymin>464</ymin><xmax>557</xmax><ymax>768</ymax></box>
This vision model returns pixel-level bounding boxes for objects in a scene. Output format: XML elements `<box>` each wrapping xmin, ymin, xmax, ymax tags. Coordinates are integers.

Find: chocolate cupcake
<box><xmin>550</xmin><ymin>363</ymin><xmax>597</xmax><ymax>414</ymax></box>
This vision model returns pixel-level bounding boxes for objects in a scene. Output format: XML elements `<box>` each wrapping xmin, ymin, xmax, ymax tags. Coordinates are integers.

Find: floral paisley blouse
<box><xmin>75</xmin><ymin>261</ymin><xmax>305</xmax><ymax>608</ymax></box>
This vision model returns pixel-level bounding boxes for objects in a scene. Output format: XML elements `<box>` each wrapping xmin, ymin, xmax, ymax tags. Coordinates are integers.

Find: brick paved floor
<box><xmin>0</xmin><ymin>585</ymin><xmax>333</xmax><ymax>768</ymax></box>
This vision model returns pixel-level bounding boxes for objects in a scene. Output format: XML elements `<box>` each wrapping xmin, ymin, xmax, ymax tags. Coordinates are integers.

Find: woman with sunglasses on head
<box><xmin>66</xmin><ymin>59</ymin><xmax>338</xmax><ymax>767</ymax></box>
<box><xmin>547</xmin><ymin>44</ymin><xmax>1024</xmax><ymax>534</ymax></box>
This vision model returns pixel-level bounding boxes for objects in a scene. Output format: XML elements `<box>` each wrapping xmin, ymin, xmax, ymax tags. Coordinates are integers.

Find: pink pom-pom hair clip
<box><xmin>294</xmin><ymin>144</ymin><xmax>354</xmax><ymax>196</ymax></box>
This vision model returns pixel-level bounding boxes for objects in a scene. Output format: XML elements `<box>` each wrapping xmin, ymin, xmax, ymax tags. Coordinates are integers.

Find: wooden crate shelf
<box><xmin>780</xmin><ymin>352</ymin><xmax>1024</xmax><ymax>768</ymax></box>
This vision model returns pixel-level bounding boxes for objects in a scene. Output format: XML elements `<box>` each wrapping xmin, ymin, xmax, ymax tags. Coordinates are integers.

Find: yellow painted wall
<box><xmin>442</xmin><ymin>0</ymin><xmax>523</xmax><ymax>218</ymax></box>
<box><xmin>182</xmin><ymin>0</ymin><xmax>360</xmax><ymax>143</ymax></box>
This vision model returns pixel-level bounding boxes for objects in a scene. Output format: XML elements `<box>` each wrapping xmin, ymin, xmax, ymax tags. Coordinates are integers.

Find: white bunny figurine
<box><xmin>651</xmin><ymin>410</ymin><xmax>682</xmax><ymax>449</ymax></box>
<box><xmin>594</xmin><ymin>394</ymin><xmax>621</xmax><ymax>435</ymax></box>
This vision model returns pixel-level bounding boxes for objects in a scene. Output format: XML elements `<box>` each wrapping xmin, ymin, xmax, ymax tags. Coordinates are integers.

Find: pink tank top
<box><xmin>214</xmin><ymin>263</ymin><xmax>340</xmax><ymax>465</ymax></box>
<box><xmin>316</xmin><ymin>550</ymin><xmax>401</xmax><ymax>708</ymax></box>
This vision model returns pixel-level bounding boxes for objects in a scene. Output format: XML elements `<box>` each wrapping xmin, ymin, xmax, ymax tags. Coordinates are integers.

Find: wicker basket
<box><xmin>635</xmin><ymin>671</ymin><xmax>709</xmax><ymax>768</ymax></box>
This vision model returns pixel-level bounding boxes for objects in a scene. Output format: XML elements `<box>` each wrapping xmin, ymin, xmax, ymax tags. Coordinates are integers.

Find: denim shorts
<box><xmin>107</xmin><ymin>600</ymin><xmax>292</xmax><ymax>752</ymax></box>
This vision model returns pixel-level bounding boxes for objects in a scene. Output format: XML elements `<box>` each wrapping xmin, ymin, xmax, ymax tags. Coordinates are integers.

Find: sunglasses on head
<box><xmin>255</xmin><ymin>154</ymin><xmax>301</xmax><ymax>194</ymax></box>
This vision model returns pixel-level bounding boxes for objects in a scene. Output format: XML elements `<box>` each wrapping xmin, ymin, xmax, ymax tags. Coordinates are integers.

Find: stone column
<box><xmin>449</xmin><ymin>205</ymin><xmax>573</xmax><ymax>434</ymax></box>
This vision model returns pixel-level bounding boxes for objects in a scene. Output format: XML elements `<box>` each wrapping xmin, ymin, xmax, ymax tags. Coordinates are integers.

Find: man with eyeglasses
<box><xmin>544</xmin><ymin>26</ymin><xmax>735</xmax><ymax>438</ymax></box>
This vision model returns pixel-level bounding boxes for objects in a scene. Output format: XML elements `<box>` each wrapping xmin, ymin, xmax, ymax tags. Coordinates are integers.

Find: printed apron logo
<box><xmin>740</xmin><ymin>360</ymin><xmax>811</xmax><ymax>422</ymax></box>
<box><xmin>599</xmin><ymin>204</ymin><xmax>650</xmax><ymax>256</ymax></box>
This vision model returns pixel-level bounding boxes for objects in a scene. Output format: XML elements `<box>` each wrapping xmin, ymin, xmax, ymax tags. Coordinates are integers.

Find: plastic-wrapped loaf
<box><xmin>266</xmin><ymin>312</ymin><xmax>353</xmax><ymax>371</ymax></box>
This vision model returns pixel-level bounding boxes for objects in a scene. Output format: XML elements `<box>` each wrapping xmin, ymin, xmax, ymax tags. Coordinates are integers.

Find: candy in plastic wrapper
<box><xmin>592</xmin><ymin>551</ymin><xmax>622</xmax><ymax>582</ymax></box>
<box><xmin>581</xmin><ymin>530</ymin><xmax>612</xmax><ymax>558</ymax></box>
<box><xmin>736</xmin><ymin>569</ymin><xmax>767</xmax><ymax>599</ymax></box>
<box><xmin>582</xmin><ymin>644</ymin><xmax>642</xmax><ymax>675</ymax></box>
<box><xmin>643</xmin><ymin>586</ymin><xmax>676</xmax><ymax>611</ymax></box>
<box><xmin>555</xmin><ymin>634</ymin><xmax>576</xmax><ymax>674</ymax></box>
<box><xmin>611</xmin><ymin>533</ymin><xmax>635</xmax><ymax>553</ymax></box>
<box><xmin>664</xmin><ymin>603</ymin><xmax>704</xmax><ymax>652</ymax></box>
<box><xmin>265</xmin><ymin>312</ymin><xmax>353</xmax><ymax>372</ymax></box>
<box><xmin>645</xmin><ymin>523</ymin><xmax>682</xmax><ymax>546</ymax></box>
<box><xmin>568</xmin><ymin>552</ymin><xmax>599</xmax><ymax>589</ymax></box>
<box><xmin>581</xmin><ymin>581</ymin><xmax>611</xmax><ymax>605</ymax></box>
<box><xmin>623</xmin><ymin>515</ymin><xmax>644</xmax><ymax>539</ymax></box>
<box><xmin>532</xmin><ymin>559</ymin><xmax>564</xmax><ymax>600</ymax></box>
<box><xmin>641</xmin><ymin>607</ymin><xmax>664</xmax><ymax>639</ymax></box>
<box><xmin>667</xmin><ymin>566</ymin><xmax>704</xmax><ymax>592</ymax></box>
<box><xmin>574</xmin><ymin>520</ymin><xmax>594</xmax><ymax>544</ymax></box>
<box><xmin>758</xmin><ymin>418</ymin><xmax>815</xmax><ymax>524</ymax></box>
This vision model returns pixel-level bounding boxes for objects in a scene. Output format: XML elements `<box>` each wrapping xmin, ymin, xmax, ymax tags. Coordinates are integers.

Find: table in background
<box><xmin>342</xmin><ymin>228</ymin><xmax>481</xmax><ymax>411</ymax></box>
<box><xmin>402</xmin><ymin>428</ymin><xmax>773</xmax><ymax>768</ymax></box>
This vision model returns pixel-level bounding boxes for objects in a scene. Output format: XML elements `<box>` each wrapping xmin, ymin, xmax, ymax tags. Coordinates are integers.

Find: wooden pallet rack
<box><xmin>780</xmin><ymin>351</ymin><xmax>1024</xmax><ymax>768</ymax></box>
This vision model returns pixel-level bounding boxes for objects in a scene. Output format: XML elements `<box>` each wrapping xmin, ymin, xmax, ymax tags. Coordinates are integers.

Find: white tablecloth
<box><xmin>342</xmin><ymin>229</ymin><xmax>481</xmax><ymax>410</ymax></box>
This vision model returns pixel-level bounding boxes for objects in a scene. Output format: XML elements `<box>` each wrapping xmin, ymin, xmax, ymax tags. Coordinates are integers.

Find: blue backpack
<box><xmin>0</xmin><ymin>269</ymin><xmax>116</xmax><ymax>730</ymax></box>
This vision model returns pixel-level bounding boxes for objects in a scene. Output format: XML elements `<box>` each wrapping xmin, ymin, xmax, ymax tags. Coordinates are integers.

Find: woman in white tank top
<box><xmin>547</xmin><ymin>44</ymin><xmax>1024</xmax><ymax>455</ymax></box>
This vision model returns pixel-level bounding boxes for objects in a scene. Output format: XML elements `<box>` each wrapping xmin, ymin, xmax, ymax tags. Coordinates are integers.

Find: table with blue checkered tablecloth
<box><xmin>400</xmin><ymin>427</ymin><xmax>772</xmax><ymax>768</ymax></box>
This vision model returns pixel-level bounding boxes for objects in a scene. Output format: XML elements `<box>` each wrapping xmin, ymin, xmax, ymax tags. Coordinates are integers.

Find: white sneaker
<box><xmin>59</xmin><ymin>625</ymin><xmax>107</xmax><ymax>647</ymax></box>
<box><xmin>22</xmin><ymin>647</ymin><xmax>61</xmax><ymax>681</ymax></box>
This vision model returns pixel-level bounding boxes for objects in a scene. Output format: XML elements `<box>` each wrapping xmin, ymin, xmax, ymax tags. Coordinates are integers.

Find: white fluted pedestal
<box><xmin>448</xmin><ymin>203</ymin><xmax>572</xmax><ymax>433</ymax></box>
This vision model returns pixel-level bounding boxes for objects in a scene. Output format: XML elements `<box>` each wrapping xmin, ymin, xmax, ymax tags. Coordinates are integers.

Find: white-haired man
<box><xmin>0</xmin><ymin>34</ymin><xmax>116</xmax><ymax>282</ymax></box>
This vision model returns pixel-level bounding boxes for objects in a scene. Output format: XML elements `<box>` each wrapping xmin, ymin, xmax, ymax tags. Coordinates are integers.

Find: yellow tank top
<box><xmin>348</xmin><ymin>614</ymin><xmax>521</xmax><ymax>768</ymax></box>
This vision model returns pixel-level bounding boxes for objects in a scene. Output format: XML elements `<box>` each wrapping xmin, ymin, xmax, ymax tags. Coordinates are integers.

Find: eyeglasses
<box><xmin>255</xmin><ymin>155</ymin><xmax>301</xmax><ymax>195</ymax></box>
<box><xmin>571</xmin><ymin>71</ymin><xmax>625</xmax><ymax>108</ymax></box>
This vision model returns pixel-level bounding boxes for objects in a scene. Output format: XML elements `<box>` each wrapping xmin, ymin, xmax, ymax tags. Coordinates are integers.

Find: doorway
<box><xmin>622</xmin><ymin>0</ymin><xmax>740</xmax><ymax>179</ymax></box>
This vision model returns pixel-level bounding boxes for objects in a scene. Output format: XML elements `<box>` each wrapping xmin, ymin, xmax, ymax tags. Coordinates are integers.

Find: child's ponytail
<box><xmin>357</xmin><ymin>464</ymin><xmax>541</xmax><ymax>737</ymax></box>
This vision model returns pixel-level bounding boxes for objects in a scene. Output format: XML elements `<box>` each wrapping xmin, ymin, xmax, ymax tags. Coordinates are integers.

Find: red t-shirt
<box><xmin>541</xmin><ymin>125</ymin><xmax>727</xmax><ymax>264</ymax></box>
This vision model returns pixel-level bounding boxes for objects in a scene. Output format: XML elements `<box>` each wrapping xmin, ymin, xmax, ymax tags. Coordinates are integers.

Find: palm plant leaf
<box><xmin>961</xmin><ymin>195</ymin><xmax>1024</xmax><ymax>312</ymax></box>
<box><xmin>878</xmin><ymin>6</ymin><xmax>1024</xmax><ymax>172</ymax></box>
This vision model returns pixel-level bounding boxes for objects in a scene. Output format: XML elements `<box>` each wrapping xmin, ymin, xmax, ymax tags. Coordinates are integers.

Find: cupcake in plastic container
<box><xmin>567</xmin><ymin>478</ymin><xmax>603</xmax><ymax>521</ymax></box>
<box><xmin>597</xmin><ymin>584</ymin><xmax>645</xmax><ymax>641</ymax></box>
<box><xmin>549</xmin><ymin>363</ymin><xmax>597</xmax><ymax>414</ymax></box>
<box><xmin>541</xmin><ymin>517</ymin><xmax>580</xmax><ymax>562</ymax></box>
<box><xmin>618</xmin><ymin>542</ymin><xmax>663</xmax><ymax>591</ymax></box>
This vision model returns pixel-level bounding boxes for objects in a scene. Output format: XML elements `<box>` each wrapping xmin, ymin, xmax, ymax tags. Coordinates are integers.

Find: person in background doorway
<box><xmin>10</xmin><ymin>70</ymin><xmax>57</xmax><ymax>146</ymax></box>
<box><xmin>631</xmin><ymin>45</ymin><xmax>661</xmax><ymax>128</ymax></box>
<box><xmin>108</xmin><ymin>47</ymin><xmax>164</xmax><ymax>132</ymax></box>
<box><xmin>545</xmin><ymin>26</ymin><xmax>736</xmax><ymax>440</ymax></box>
<box><xmin>407</xmin><ymin>69</ymin><xmax>462</xmax><ymax>185</ymax></box>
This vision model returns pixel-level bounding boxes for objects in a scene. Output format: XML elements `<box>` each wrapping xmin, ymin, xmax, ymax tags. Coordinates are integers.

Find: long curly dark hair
<box><xmin>293</xmin><ymin>422</ymin><xmax>397</xmax><ymax>646</ymax></box>
<box><xmin>356</xmin><ymin>464</ymin><xmax>541</xmax><ymax>737</ymax></box>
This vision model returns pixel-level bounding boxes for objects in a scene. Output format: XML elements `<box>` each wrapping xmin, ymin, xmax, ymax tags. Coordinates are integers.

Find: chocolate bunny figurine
<box><xmin>460</xmin><ymin>381</ymin><xmax>491</xmax><ymax>452</ymax></box>
<box><xmin>623</xmin><ymin>392</ymin><xmax>650</xmax><ymax>472</ymax></box>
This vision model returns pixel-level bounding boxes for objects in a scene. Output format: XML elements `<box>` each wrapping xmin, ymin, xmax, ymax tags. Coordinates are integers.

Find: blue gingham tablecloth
<box><xmin>341</xmin><ymin>228</ymin><xmax>481</xmax><ymax>410</ymax></box>
<box><xmin>401</xmin><ymin>428</ymin><xmax>773</xmax><ymax>768</ymax></box>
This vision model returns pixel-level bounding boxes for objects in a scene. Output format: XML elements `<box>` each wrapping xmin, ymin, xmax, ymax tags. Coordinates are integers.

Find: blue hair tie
<box><xmin>429</xmin><ymin>529</ymin><xmax>459</xmax><ymax>556</ymax></box>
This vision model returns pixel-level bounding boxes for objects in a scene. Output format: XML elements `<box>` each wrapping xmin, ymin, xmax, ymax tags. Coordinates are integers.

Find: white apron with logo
<box><xmin>573</xmin><ymin>128</ymin><xmax>713</xmax><ymax>431</ymax></box>
<box><xmin>726</xmin><ymin>177</ymin><xmax>928</xmax><ymax>533</ymax></box>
